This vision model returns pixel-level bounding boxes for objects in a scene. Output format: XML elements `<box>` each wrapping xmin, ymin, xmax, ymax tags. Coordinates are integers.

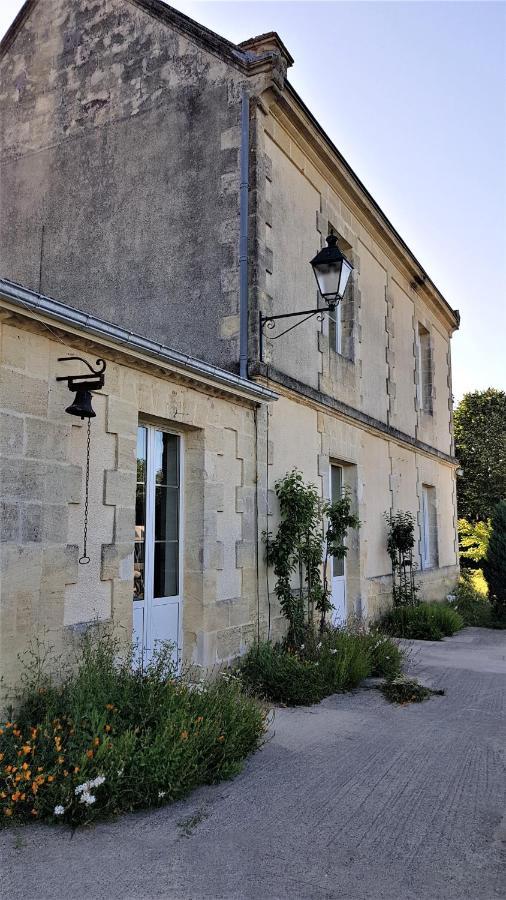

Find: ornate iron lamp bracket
<box><xmin>259</xmin><ymin>303</ymin><xmax>338</xmax><ymax>361</ymax></box>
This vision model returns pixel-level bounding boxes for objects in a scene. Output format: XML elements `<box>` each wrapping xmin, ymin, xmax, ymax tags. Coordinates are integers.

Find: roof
<box><xmin>0</xmin><ymin>278</ymin><xmax>278</xmax><ymax>404</ymax></box>
<box><xmin>1</xmin><ymin>0</ymin><xmax>459</xmax><ymax>329</ymax></box>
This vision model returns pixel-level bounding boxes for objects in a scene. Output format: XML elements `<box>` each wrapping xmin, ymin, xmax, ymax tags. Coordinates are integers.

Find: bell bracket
<box><xmin>57</xmin><ymin>357</ymin><xmax>106</xmax><ymax>392</ymax></box>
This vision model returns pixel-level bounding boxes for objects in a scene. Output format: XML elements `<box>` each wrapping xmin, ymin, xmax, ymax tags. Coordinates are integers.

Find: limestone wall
<box><xmin>0</xmin><ymin>315</ymin><xmax>266</xmax><ymax>699</ymax></box>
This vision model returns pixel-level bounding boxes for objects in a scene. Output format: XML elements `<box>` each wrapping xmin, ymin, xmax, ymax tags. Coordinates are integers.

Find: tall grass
<box><xmin>1</xmin><ymin>634</ymin><xmax>266</xmax><ymax>826</ymax></box>
<box><xmin>379</xmin><ymin>602</ymin><xmax>463</xmax><ymax>640</ymax></box>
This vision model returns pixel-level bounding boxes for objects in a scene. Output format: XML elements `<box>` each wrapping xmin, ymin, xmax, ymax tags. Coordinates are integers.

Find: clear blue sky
<box><xmin>2</xmin><ymin>0</ymin><xmax>505</xmax><ymax>401</ymax></box>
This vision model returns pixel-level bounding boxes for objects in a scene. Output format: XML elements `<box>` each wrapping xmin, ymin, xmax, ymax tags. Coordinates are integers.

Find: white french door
<box><xmin>330</xmin><ymin>464</ymin><xmax>346</xmax><ymax>626</ymax></box>
<box><xmin>133</xmin><ymin>424</ymin><xmax>182</xmax><ymax>668</ymax></box>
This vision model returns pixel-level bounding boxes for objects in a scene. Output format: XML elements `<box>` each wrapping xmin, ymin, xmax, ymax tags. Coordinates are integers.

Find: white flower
<box><xmin>158</xmin><ymin>791</ymin><xmax>167</xmax><ymax>800</ymax></box>
<box><xmin>75</xmin><ymin>775</ymin><xmax>105</xmax><ymax>797</ymax></box>
<box><xmin>330</xmin><ymin>649</ymin><xmax>337</xmax><ymax>655</ymax></box>
<box><xmin>300</xmin><ymin>644</ymin><xmax>305</xmax><ymax>650</ymax></box>
<box><xmin>117</xmin><ymin>768</ymin><xmax>124</xmax><ymax>777</ymax></box>
<box><xmin>79</xmin><ymin>791</ymin><xmax>96</xmax><ymax>806</ymax></box>
<box><xmin>54</xmin><ymin>805</ymin><xmax>65</xmax><ymax>816</ymax></box>
<box><xmin>317</xmin><ymin>642</ymin><xmax>322</xmax><ymax>650</ymax></box>
<box><xmin>89</xmin><ymin>775</ymin><xmax>105</xmax><ymax>789</ymax></box>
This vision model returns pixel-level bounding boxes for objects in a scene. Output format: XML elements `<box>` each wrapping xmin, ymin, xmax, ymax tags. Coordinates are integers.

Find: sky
<box><xmin>1</xmin><ymin>0</ymin><xmax>505</xmax><ymax>402</ymax></box>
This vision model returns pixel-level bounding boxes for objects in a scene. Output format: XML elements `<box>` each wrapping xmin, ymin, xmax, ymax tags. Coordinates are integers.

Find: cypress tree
<box><xmin>483</xmin><ymin>500</ymin><xmax>506</xmax><ymax>618</ymax></box>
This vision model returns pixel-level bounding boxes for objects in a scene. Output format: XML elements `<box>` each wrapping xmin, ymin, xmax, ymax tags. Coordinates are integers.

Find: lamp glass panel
<box><xmin>315</xmin><ymin>262</ymin><xmax>341</xmax><ymax>298</ymax></box>
<box><xmin>338</xmin><ymin>260</ymin><xmax>352</xmax><ymax>297</ymax></box>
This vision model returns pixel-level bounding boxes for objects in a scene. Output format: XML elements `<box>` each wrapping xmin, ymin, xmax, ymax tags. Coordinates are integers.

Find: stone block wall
<box><xmin>0</xmin><ymin>314</ymin><xmax>267</xmax><ymax>701</ymax></box>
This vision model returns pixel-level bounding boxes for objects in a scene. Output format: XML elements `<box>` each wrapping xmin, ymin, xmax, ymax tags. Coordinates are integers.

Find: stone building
<box><xmin>0</xmin><ymin>0</ymin><xmax>460</xmax><ymax>692</ymax></box>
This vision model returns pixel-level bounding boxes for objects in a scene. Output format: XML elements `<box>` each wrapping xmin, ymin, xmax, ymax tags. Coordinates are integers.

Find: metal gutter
<box><xmin>239</xmin><ymin>89</ymin><xmax>250</xmax><ymax>380</ymax></box>
<box><xmin>0</xmin><ymin>278</ymin><xmax>278</xmax><ymax>403</ymax></box>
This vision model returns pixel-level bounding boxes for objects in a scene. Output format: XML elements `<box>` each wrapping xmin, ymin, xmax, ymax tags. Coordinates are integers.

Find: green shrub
<box><xmin>483</xmin><ymin>500</ymin><xmax>506</xmax><ymax>620</ymax></box>
<box><xmin>447</xmin><ymin>575</ymin><xmax>506</xmax><ymax>629</ymax></box>
<box><xmin>364</xmin><ymin>632</ymin><xmax>404</xmax><ymax>681</ymax></box>
<box><xmin>379</xmin><ymin>602</ymin><xmax>463</xmax><ymax>641</ymax></box>
<box><xmin>239</xmin><ymin>627</ymin><xmax>397</xmax><ymax>706</ymax></box>
<box><xmin>0</xmin><ymin>634</ymin><xmax>266</xmax><ymax>826</ymax></box>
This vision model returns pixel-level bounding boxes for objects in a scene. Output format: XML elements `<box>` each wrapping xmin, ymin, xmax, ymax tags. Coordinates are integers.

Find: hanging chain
<box><xmin>79</xmin><ymin>419</ymin><xmax>91</xmax><ymax>565</ymax></box>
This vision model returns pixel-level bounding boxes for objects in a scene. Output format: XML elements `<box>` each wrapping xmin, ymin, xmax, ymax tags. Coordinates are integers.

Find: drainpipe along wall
<box><xmin>239</xmin><ymin>89</ymin><xmax>249</xmax><ymax>380</ymax></box>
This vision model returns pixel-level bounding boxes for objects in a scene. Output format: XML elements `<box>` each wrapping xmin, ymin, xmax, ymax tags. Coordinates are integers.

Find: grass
<box><xmin>379</xmin><ymin>602</ymin><xmax>464</xmax><ymax>641</ymax></box>
<box><xmin>0</xmin><ymin>633</ymin><xmax>266</xmax><ymax>827</ymax></box>
<box><xmin>380</xmin><ymin>677</ymin><xmax>445</xmax><ymax>705</ymax></box>
<box><xmin>238</xmin><ymin>627</ymin><xmax>403</xmax><ymax>706</ymax></box>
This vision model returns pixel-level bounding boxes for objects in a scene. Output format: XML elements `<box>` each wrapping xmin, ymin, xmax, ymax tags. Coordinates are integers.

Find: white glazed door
<box><xmin>133</xmin><ymin>425</ymin><xmax>182</xmax><ymax>669</ymax></box>
<box><xmin>330</xmin><ymin>464</ymin><xmax>346</xmax><ymax>626</ymax></box>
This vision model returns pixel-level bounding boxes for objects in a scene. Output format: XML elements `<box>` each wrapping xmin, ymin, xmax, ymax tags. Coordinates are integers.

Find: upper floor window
<box><xmin>327</xmin><ymin>225</ymin><xmax>353</xmax><ymax>359</ymax></box>
<box><xmin>416</xmin><ymin>323</ymin><xmax>433</xmax><ymax>413</ymax></box>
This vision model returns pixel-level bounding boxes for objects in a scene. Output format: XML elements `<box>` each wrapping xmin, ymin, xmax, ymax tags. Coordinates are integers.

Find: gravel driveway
<box><xmin>1</xmin><ymin>627</ymin><xmax>505</xmax><ymax>900</ymax></box>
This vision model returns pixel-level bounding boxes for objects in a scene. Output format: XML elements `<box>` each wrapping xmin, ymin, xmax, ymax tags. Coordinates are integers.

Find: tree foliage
<box><xmin>458</xmin><ymin>518</ymin><xmax>491</xmax><ymax>565</ymax></box>
<box><xmin>384</xmin><ymin>511</ymin><xmax>419</xmax><ymax>607</ymax></box>
<box><xmin>483</xmin><ymin>500</ymin><xmax>506</xmax><ymax>617</ymax></box>
<box><xmin>454</xmin><ymin>389</ymin><xmax>506</xmax><ymax>521</ymax></box>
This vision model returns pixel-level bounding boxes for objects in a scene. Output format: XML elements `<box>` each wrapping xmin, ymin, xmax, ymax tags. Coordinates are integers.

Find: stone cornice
<box><xmin>250</xmin><ymin>361</ymin><xmax>458</xmax><ymax>467</ymax></box>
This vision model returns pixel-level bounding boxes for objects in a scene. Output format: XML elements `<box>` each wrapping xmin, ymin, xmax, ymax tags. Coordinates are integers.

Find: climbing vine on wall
<box><xmin>384</xmin><ymin>510</ymin><xmax>419</xmax><ymax>607</ymax></box>
<box><xmin>265</xmin><ymin>469</ymin><xmax>359</xmax><ymax>647</ymax></box>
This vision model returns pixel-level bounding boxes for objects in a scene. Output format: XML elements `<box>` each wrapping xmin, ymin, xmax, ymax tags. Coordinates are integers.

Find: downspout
<box><xmin>239</xmin><ymin>89</ymin><xmax>249</xmax><ymax>380</ymax></box>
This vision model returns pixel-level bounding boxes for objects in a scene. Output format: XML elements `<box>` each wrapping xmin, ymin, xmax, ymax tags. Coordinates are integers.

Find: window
<box><xmin>327</xmin><ymin>224</ymin><xmax>353</xmax><ymax>358</ymax></box>
<box><xmin>134</xmin><ymin>424</ymin><xmax>182</xmax><ymax>666</ymax></box>
<box><xmin>421</xmin><ymin>484</ymin><xmax>438</xmax><ymax>569</ymax></box>
<box><xmin>417</xmin><ymin>323</ymin><xmax>433</xmax><ymax>412</ymax></box>
<box><xmin>329</xmin><ymin>305</ymin><xmax>342</xmax><ymax>356</ymax></box>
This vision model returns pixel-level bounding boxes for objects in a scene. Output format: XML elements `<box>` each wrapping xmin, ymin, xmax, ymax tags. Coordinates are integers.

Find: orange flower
<box><xmin>58</xmin><ymin>756</ymin><xmax>65</xmax><ymax>764</ymax></box>
<box><xmin>47</xmin><ymin>775</ymin><xmax>54</xmax><ymax>783</ymax></box>
<box><xmin>4</xmin><ymin>808</ymin><xmax>13</xmax><ymax>817</ymax></box>
<box><xmin>31</xmin><ymin>809</ymin><xmax>38</xmax><ymax>816</ymax></box>
<box><xmin>14</xmin><ymin>774</ymin><xmax>22</xmax><ymax>783</ymax></box>
<box><xmin>13</xmin><ymin>729</ymin><xmax>21</xmax><ymax>738</ymax></box>
<box><xmin>93</xmin><ymin>738</ymin><xmax>100</xmax><ymax>748</ymax></box>
<box><xmin>0</xmin><ymin>753</ymin><xmax>4</xmax><ymax>761</ymax></box>
<box><xmin>37</xmin><ymin>767</ymin><xmax>43</xmax><ymax>772</ymax></box>
<box><xmin>23</xmin><ymin>771</ymin><xmax>31</xmax><ymax>781</ymax></box>
<box><xmin>63</xmin><ymin>770</ymin><xmax>69</xmax><ymax>777</ymax></box>
<box><xmin>86</xmin><ymin>750</ymin><xmax>94</xmax><ymax>759</ymax></box>
<box><xmin>0</xmin><ymin>729</ymin><xmax>3</xmax><ymax>735</ymax></box>
<box><xmin>180</xmin><ymin>730</ymin><xmax>189</xmax><ymax>741</ymax></box>
<box><xmin>20</xmin><ymin>793</ymin><xmax>26</xmax><ymax>801</ymax></box>
<box><xmin>0</xmin><ymin>792</ymin><xmax>6</xmax><ymax>799</ymax></box>
<box><xmin>22</xmin><ymin>745</ymin><xmax>31</xmax><ymax>755</ymax></box>
<box><xmin>195</xmin><ymin>717</ymin><xmax>203</xmax><ymax>724</ymax></box>
<box><xmin>105</xmin><ymin>703</ymin><xmax>114</xmax><ymax>710</ymax></box>
<box><xmin>12</xmin><ymin>791</ymin><xmax>21</xmax><ymax>802</ymax></box>
<box><xmin>217</xmin><ymin>735</ymin><xmax>225</xmax><ymax>742</ymax></box>
<box><xmin>104</xmin><ymin>724</ymin><xmax>111</xmax><ymax>733</ymax></box>
<box><xmin>74</xmin><ymin>766</ymin><xmax>80</xmax><ymax>774</ymax></box>
<box><xmin>30</xmin><ymin>727</ymin><xmax>38</xmax><ymax>739</ymax></box>
<box><xmin>31</xmin><ymin>784</ymin><xmax>39</xmax><ymax>795</ymax></box>
<box><xmin>22</xmin><ymin>762</ymin><xmax>30</xmax><ymax>771</ymax></box>
<box><xmin>5</xmin><ymin>722</ymin><xmax>12</xmax><ymax>728</ymax></box>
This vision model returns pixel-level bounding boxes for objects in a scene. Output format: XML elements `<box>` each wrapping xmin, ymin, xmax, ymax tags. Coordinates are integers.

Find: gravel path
<box><xmin>1</xmin><ymin>627</ymin><xmax>505</xmax><ymax>900</ymax></box>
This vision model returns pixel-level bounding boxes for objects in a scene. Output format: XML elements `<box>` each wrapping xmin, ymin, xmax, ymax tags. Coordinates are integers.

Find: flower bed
<box><xmin>0</xmin><ymin>635</ymin><xmax>266</xmax><ymax>826</ymax></box>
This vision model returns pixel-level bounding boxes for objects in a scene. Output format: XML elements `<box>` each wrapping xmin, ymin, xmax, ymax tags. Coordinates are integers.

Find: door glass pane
<box><xmin>154</xmin><ymin>431</ymin><xmax>179</xmax><ymax>486</ymax></box>
<box><xmin>155</xmin><ymin>486</ymin><xmax>178</xmax><ymax>541</ymax></box>
<box><xmin>154</xmin><ymin>541</ymin><xmax>178</xmax><ymax>598</ymax></box>
<box><xmin>134</xmin><ymin>426</ymin><xmax>147</xmax><ymax>602</ymax></box>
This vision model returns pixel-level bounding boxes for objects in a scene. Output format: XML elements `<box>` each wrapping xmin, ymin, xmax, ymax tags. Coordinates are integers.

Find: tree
<box><xmin>483</xmin><ymin>501</ymin><xmax>506</xmax><ymax>618</ymax></box>
<box><xmin>458</xmin><ymin>518</ymin><xmax>491</xmax><ymax>567</ymax></box>
<box><xmin>454</xmin><ymin>389</ymin><xmax>506</xmax><ymax>521</ymax></box>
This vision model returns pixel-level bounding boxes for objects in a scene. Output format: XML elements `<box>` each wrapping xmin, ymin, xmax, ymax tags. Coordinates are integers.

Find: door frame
<box><xmin>135</xmin><ymin>422</ymin><xmax>184</xmax><ymax>669</ymax></box>
<box><xmin>329</xmin><ymin>462</ymin><xmax>346</xmax><ymax>625</ymax></box>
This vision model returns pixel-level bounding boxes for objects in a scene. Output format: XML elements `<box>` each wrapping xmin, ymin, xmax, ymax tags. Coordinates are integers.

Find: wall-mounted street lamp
<box><xmin>259</xmin><ymin>234</ymin><xmax>353</xmax><ymax>360</ymax></box>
